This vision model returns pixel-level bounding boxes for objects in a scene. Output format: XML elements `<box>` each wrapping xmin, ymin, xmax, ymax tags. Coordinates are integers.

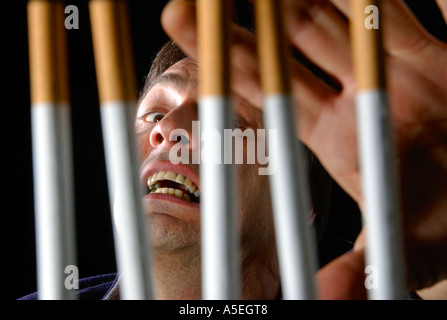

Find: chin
<box><xmin>148</xmin><ymin>212</ymin><xmax>200</xmax><ymax>252</ymax></box>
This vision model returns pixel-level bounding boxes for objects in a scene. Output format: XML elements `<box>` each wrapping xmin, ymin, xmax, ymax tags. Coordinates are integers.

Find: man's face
<box><xmin>135</xmin><ymin>58</ymin><xmax>275</xmax><ymax>259</ymax></box>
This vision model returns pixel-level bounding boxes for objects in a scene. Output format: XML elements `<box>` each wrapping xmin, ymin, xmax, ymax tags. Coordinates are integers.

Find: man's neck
<box><xmin>151</xmin><ymin>244</ymin><xmax>280</xmax><ymax>300</ymax></box>
<box><xmin>152</xmin><ymin>246</ymin><xmax>202</xmax><ymax>299</ymax></box>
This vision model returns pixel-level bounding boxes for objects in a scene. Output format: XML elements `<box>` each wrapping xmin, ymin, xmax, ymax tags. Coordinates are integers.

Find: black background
<box><xmin>2</xmin><ymin>0</ymin><xmax>446</xmax><ymax>300</ymax></box>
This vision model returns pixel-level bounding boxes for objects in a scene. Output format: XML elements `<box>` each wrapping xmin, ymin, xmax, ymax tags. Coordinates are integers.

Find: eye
<box><xmin>141</xmin><ymin>112</ymin><xmax>165</xmax><ymax>123</ymax></box>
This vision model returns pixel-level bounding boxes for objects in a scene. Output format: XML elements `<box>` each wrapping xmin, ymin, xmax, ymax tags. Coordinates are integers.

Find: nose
<box><xmin>149</xmin><ymin>101</ymin><xmax>199</xmax><ymax>153</ymax></box>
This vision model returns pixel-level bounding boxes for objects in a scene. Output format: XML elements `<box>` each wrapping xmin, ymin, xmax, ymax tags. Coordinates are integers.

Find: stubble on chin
<box><xmin>148</xmin><ymin>212</ymin><xmax>201</xmax><ymax>253</ymax></box>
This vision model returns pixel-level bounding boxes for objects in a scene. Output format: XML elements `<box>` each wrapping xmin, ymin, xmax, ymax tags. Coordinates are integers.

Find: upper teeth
<box><xmin>147</xmin><ymin>171</ymin><xmax>200</xmax><ymax>200</ymax></box>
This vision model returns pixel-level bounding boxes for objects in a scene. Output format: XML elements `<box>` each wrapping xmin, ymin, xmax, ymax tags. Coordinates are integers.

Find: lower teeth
<box><xmin>151</xmin><ymin>187</ymin><xmax>195</xmax><ymax>202</ymax></box>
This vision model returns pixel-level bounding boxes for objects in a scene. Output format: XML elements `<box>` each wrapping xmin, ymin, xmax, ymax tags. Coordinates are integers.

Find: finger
<box><xmin>283</xmin><ymin>0</ymin><xmax>354</xmax><ymax>85</ymax></box>
<box><xmin>161</xmin><ymin>0</ymin><xmax>337</xmax><ymax>137</ymax></box>
<box><xmin>330</xmin><ymin>0</ymin><xmax>447</xmax><ymax>75</ymax></box>
<box><xmin>328</xmin><ymin>0</ymin><xmax>350</xmax><ymax>16</ymax></box>
<box><xmin>353</xmin><ymin>228</ymin><xmax>366</xmax><ymax>251</ymax></box>
<box><xmin>161</xmin><ymin>0</ymin><xmax>198</xmax><ymax>57</ymax></box>
<box><xmin>316</xmin><ymin>249</ymin><xmax>367</xmax><ymax>299</ymax></box>
<box><xmin>436</xmin><ymin>0</ymin><xmax>447</xmax><ymax>23</ymax></box>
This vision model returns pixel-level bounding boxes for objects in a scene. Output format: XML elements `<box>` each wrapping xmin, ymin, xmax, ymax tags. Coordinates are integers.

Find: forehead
<box><xmin>140</xmin><ymin>58</ymin><xmax>198</xmax><ymax>103</ymax></box>
<box><xmin>165</xmin><ymin>58</ymin><xmax>198</xmax><ymax>78</ymax></box>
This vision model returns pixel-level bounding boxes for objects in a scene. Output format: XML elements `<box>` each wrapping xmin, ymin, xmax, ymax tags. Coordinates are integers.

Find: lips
<box><xmin>146</xmin><ymin>170</ymin><xmax>200</xmax><ymax>203</ymax></box>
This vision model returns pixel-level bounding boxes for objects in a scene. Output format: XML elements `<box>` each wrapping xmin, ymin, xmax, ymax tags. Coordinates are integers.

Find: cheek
<box><xmin>136</xmin><ymin>132</ymin><xmax>150</xmax><ymax>163</ymax></box>
<box><xmin>236</xmin><ymin>164</ymin><xmax>273</xmax><ymax>224</ymax></box>
<box><xmin>236</xmin><ymin>165</ymin><xmax>276</xmax><ymax>253</ymax></box>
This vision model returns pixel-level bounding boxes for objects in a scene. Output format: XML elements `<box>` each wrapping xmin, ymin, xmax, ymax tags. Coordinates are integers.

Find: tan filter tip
<box><xmin>28</xmin><ymin>0</ymin><xmax>69</xmax><ymax>104</ymax></box>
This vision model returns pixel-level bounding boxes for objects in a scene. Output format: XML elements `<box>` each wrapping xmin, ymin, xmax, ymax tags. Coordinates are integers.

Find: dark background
<box><xmin>2</xmin><ymin>0</ymin><xmax>446</xmax><ymax>300</ymax></box>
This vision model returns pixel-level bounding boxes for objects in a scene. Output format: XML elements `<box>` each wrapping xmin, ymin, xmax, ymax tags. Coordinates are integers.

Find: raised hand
<box><xmin>161</xmin><ymin>0</ymin><xmax>447</xmax><ymax>298</ymax></box>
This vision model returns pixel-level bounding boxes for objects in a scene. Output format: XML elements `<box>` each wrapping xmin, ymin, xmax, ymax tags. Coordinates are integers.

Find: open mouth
<box><xmin>147</xmin><ymin>171</ymin><xmax>200</xmax><ymax>203</ymax></box>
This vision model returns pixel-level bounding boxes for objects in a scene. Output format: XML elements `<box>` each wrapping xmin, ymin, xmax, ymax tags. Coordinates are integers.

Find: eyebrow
<box><xmin>145</xmin><ymin>72</ymin><xmax>189</xmax><ymax>95</ymax></box>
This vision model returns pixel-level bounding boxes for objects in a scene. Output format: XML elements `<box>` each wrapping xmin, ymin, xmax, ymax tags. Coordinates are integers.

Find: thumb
<box><xmin>436</xmin><ymin>0</ymin><xmax>447</xmax><ymax>23</ymax></box>
<box><xmin>316</xmin><ymin>249</ymin><xmax>367</xmax><ymax>300</ymax></box>
<box><xmin>161</xmin><ymin>0</ymin><xmax>198</xmax><ymax>58</ymax></box>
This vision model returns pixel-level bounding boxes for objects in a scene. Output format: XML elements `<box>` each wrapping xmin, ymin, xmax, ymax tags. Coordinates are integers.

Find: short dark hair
<box><xmin>140</xmin><ymin>40</ymin><xmax>333</xmax><ymax>241</ymax></box>
<box><xmin>139</xmin><ymin>41</ymin><xmax>188</xmax><ymax>105</ymax></box>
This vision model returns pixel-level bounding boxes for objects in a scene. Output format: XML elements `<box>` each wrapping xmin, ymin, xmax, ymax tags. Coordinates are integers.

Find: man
<box><xmin>126</xmin><ymin>40</ymin><xmax>333</xmax><ymax>299</ymax></box>
<box><xmin>21</xmin><ymin>0</ymin><xmax>447</xmax><ymax>300</ymax></box>
<box><xmin>20</xmin><ymin>39</ymin><xmax>334</xmax><ymax>301</ymax></box>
